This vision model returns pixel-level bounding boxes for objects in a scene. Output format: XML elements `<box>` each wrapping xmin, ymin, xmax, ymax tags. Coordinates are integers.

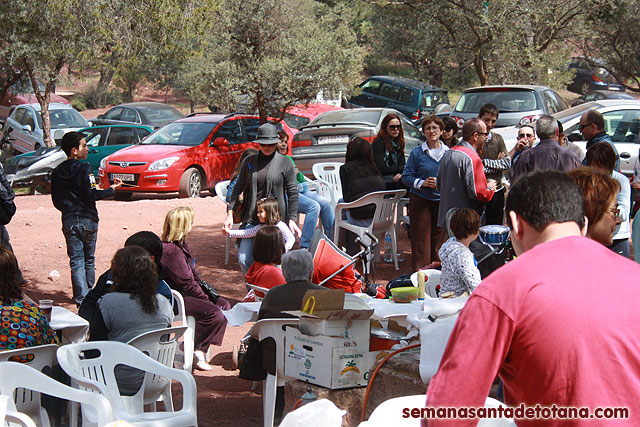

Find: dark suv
<box><xmin>347</xmin><ymin>76</ymin><xmax>449</xmax><ymax>121</ymax></box>
<box><xmin>567</xmin><ymin>57</ymin><xmax>625</xmax><ymax>95</ymax></box>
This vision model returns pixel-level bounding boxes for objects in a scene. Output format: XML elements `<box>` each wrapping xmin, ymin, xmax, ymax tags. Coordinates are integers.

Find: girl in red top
<box><xmin>244</xmin><ymin>226</ymin><xmax>286</xmax><ymax>299</ymax></box>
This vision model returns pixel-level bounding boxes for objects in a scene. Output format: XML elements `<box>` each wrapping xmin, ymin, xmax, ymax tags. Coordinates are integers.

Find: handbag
<box><xmin>232</xmin><ymin>199</ymin><xmax>244</xmax><ymax>224</ymax></box>
<box><xmin>198</xmin><ymin>279</ymin><xmax>220</xmax><ymax>304</ymax></box>
<box><xmin>238</xmin><ymin>336</ymin><xmax>267</xmax><ymax>381</ymax></box>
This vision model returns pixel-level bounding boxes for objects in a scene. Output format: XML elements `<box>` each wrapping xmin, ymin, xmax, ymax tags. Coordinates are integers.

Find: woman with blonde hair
<box><xmin>160</xmin><ymin>206</ymin><xmax>230</xmax><ymax>371</ymax></box>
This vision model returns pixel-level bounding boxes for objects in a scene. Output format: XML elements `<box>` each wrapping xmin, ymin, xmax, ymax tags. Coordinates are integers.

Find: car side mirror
<box><xmin>567</xmin><ymin>132</ymin><xmax>583</xmax><ymax>142</ymax></box>
<box><xmin>212</xmin><ymin>137</ymin><xmax>229</xmax><ymax>146</ymax></box>
<box><xmin>6</xmin><ymin>126</ymin><xmax>13</xmax><ymax>134</ymax></box>
<box><xmin>22</xmin><ymin>124</ymin><xmax>32</xmax><ymax>132</ymax></box>
<box><xmin>97</xmin><ymin>114</ymin><xmax>104</xmax><ymax>119</ymax></box>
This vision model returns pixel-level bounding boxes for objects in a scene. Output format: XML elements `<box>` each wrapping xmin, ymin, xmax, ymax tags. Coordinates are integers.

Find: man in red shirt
<box><xmin>426</xmin><ymin>170</ymin><xmax>640</xmax><ymax>426</ymax></box>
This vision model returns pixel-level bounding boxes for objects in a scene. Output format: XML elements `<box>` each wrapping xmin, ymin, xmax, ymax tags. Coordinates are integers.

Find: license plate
<box><xmin>318</xmin><ymin>135</ymin><xmax>349</xmax><ymax>144</ymax></box>
<box><xmin>111</xmin><ymin>173</ymin><xmax>134</xmax><ymax>182</ymax></box>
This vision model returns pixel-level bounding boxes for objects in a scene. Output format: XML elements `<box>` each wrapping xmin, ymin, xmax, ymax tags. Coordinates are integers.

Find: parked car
<box><xmin>450</xmin><ymin>85</ymin><xmax>569</xmax><ymax>129</ymax></box>
<box><xmin>90</xmin><ymin>102</ymin><xmax>183</xmax><ymax>128</ymax></box>
<box><xmin>567</xmin><ymin>57</ymin><xmax>625</xmax><ymax>96</ymax></box>
<box><xmin>2</xmin><ymin>103</ymin><xmax>89</xmax><ymax>154</ymax></box>
<box><xmin>0</xmin><ymin>78</ymin><xmax>69</xmax><ymax>121</ymax></box>
<box><xmin>282</xmin><ymin>103</ymin><xmax>343</xmax><ymax>133</ymax></box>
<box><xmin>347</xmin><ymin>76</ymin><xmax>450</xmax><ymax>121</ymax></box>
<box><xmin>570</xmin><ymin>90</ymin><xmax>635</xmax><ymax>107</ymax></box>
<box><xmin>98</xmin><ymin>113</ymin><xmax>294</xmax><ymax>200</ymax></box>
<box><xmin>291</xmin><ymin>107</ymin><xmax>426</xmax><ymax>176</ymax></box>
<box><xmin>492</xmin><ymin>99</ymin><xmax>640</xmax><ymax>176</ymax></box>
<box><xmin>80</xmin><ymin>125</ymin><xmax>153</xmax><ymax>176</ymax></box>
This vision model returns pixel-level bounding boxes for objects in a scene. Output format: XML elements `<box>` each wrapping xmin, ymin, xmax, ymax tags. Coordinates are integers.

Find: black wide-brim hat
<box><xmin>255</xmin><ymin>123</ymin><xmax>281</xmax><ymax>145</ymax></box>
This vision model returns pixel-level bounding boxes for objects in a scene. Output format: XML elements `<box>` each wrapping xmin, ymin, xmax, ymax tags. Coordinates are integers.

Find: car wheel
<box><xmin>580</xmin><ymin>82</ymin><xmax>591</xmax><ymax>95</ymax></box>
<box><xmin>179</xmin><ymin>167</ymin><xmax>202</xmax><ymax>198</ymax></box>
<box><xmin>114</xmin><ymin>191</ymin><xmax>133</xmax><ymax>201</ymax></box>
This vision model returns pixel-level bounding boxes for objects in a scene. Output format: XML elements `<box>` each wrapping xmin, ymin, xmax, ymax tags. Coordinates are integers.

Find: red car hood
<box><xmin>105</xmin><ymin>143</ymin><xmax>193</xmax><ymax>162</ymax></box>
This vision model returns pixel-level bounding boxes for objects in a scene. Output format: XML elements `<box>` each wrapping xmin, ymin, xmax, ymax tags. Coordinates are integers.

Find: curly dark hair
<box><xmin>110</xmin><ymin>246</ymin><xmax>158</xmax><ymax>314</ymax></box>
<box><xmin>0</xmin><ymin>247</ymin><xmax>23</xmax><ymax>303</ymax></box>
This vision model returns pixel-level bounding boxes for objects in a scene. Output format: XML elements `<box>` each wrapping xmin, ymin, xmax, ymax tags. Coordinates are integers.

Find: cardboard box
<box><xmin>285</xmin><ymin>326</ymin><xmax>376</xmax><ymax>389</ymax></box>
<box><xmin>285</xmin><ymin>289</ymin><xmax>373</xmax><ymax>347</ymax></box>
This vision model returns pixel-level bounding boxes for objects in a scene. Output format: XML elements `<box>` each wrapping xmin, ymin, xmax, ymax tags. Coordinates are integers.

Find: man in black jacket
<box><xmin>51</xmin><ymin>132</ymin><xmax>122</xmax><ymax>305</ymax></box>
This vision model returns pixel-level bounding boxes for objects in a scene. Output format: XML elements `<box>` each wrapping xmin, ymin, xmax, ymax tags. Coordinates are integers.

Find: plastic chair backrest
<box><xmin>423</xmin><ymin>269</ymin><xmax>441</xmax><ymax>298</ymax></box>
<box><xmin>56</xmin><ymin>341</ymin><xmax>198</xmax><ymax>426</ymax></box>
<box><xmin>0</xmin><ymin>362</ymin><xmax>114</xmax><ymax>426</ymax></box>
<box><xmin>0</xmin><ymin>344</ymin><xmax>58</xmax><ymax>424</ymax></box>
<box><xmin>369</xmin><ymin>190</ymin><xmax>405</xmax><ymax>235</ymax></box>
<box><xmin>127</xmin><ymin>326</ymin><xmax>187</xmax><ymax>407</ymax></box>
<box><xmin>312</xmin><ymin>162</ymin><xmax>343</xmax><ymax>208</ymax></box>
<box><xmin>251</xmin><ymin>319</ymin><xmax>299</xmax><ymax>427</ymax></box>
<box><xmin>170</xmin><ymin>289</ymin><xmax>195</xmax><ymax>373</ymax></box>
<box><xmin>247</xmin><ymin>283</ymin><xmax>270</xmax><ymax>301</ymax></box>
<box><xmin>214</xmin><ymin>180</ymin><xmax>230</xmax><ymax>204</ymax></box>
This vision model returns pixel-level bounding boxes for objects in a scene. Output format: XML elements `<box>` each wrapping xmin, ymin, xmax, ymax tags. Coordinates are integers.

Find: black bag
<box><xmin>199</xmin><ymin>280</ymin><xmax>220</xmax><ymax>304</ymax></box>
<box><xmin>238</xmin><ymin>336</ymin><xmax>267</xmax><ymax>381</ymax></box>
<box><xmin>0</xmin><ymin>199</ymin><xmax>16</xmax><ymax>225</ymax></box>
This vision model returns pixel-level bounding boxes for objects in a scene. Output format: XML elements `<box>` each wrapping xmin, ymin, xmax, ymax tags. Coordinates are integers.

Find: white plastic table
<box><xmin>49</xmin><ymin>306</ymin><xmax>89</xmax><ymax>344</ymax></box>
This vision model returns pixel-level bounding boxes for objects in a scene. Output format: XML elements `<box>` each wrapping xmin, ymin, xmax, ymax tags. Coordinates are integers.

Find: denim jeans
<box><xmin>237</xmin><ymin>237</ymin><xmax>254</xmax><ymax>275</ymax></box>
<box><xmin>298</xmin><ymin>190</ymin><xmax>334</xmax><ymax>248</ymax></box>
<box><xmin>62</xmin><ymin>216</ymin><xmax>98</xmax><ymax>305</ymax></box>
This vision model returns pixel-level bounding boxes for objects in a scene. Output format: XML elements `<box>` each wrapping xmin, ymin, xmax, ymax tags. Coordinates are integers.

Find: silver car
<box><xmin>450</xmin><ymin>85</ymin><xmax>569</xmax><ymax>128</ymax></box>
<box><xmin>492</xmin><ymin>99</ymin><xmax>640</xmax><ymax>176</ymax></box>
<box><xmin>2</xmin><ymin>103</ymin><xmax>89</xmax><ymax>154</ymax></box>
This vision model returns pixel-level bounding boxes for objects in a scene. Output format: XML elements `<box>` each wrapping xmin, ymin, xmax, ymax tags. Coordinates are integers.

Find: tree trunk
<box><xmin>256</xmin><ymin>92</ymin><xmax>267</xmax><ymax>124</ymax></box>
<box><xmin>474</xmin><ymin>51</ymin><xmax>489</xmax><ymax>86</ymax></box>
<box><xmin>27</xmin><ymin>71</ymin><xmax>54</xmax><ymax>148</ymax></box>
<box><xmin>190</xmin><ymin>98</ymin><xmax>195</xmax><ymax>114</ymax></box>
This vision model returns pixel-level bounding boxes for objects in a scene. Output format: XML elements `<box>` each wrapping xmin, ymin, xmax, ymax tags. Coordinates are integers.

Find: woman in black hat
<box><xmin>223</xmin><ymin>123</ymin><xmax>301</xmax><ymax>273</ymax></box>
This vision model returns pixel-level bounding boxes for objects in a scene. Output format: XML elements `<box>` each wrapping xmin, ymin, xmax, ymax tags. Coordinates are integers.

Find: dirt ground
<box><xmin>9</xmin><ymin>191</ymin><xmax>413</xmax><ymax>426</ymax></box>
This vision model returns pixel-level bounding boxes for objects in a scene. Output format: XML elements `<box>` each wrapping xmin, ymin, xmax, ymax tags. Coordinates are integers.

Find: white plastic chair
<box><xmin>0</xmin><ymin>362</ymin><xmax>114</xmax><ymax>427</ymax></box>
<box><xmin>246</xmin><ymin>283</ymin><xmax>270</xmax><ymax>301</ymax></box>
<box><xmin>57</xmin><ymin>341</ymin><xmax>198</xmax><ymax>427</ymax></box>
<box><xmin>411</xmin><ymin>269</ymin><xmax>441</xmax><ymax>298</ymax></box>
<box><xmin>0</xmin><ymin>344</ymin><xmax>58</xmax><ymax>426</ymax></box>
<box><xmin>214</xmin><ymin>179</ymin><xmax>235</xmax><ymax>264</ymax></box>
<box><xmin>127</xmin><ymin>326</ymin><xmax>187</xmax><ymax>412</ymax></box>
<box><xmin>363</xmin><ymin>395</ymin><xmax>515</xmax><ymax>426</ymax></box>
<box><xmin>251</xmin><ymin>318</ymin><xmax>299</xmax><ymax>427</ymax></box>
<box><xmin>334</xmin><ymin>189</ymin><xmax>405</xmax><ymax>270</ymax></box>
<box><xmin>312</xmin><ymin>162</ymin><xmax>343</xmax><ymax>210</ymax></box>
<box><xmin>396</xmin><ymin>197</ymin><xmax>410</xmax><ymax>238</ymax></box>
<box><xmin>170</xmin><ymin>289</ymin><xmax>196</xmax><ymax>373</ymax></box>
<box><xmin>5</xmin><ymin>409</ymin><xmax>37</xmax><ymax>427</ymax></box>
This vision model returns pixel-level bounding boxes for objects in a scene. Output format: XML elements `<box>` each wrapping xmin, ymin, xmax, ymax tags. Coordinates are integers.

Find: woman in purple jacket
<box><xmin>161</xmin><ymin>206</ymin><xmax>230</xmax><ymax>371</ymax></box>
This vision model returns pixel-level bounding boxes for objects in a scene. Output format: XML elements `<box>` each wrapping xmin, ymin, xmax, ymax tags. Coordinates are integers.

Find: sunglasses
<box><xmin>578</xmin><ymin>123</ymin><xmax>593</xmax><ymax>131</ymax></box>
<box><xmin>388</xmin><ymin>125</ymin><xmax>402</xmax><ymax>130</ymax></box>
<box><xmin>444</xmin><ymin>126</ymin><xmax>454</xmax><ymax>132</ymax></box>
<box><xmin>476</xmin><ymin>131</ymin><xmax>489</xmax><ymax>136</ymax></box>
<box><xmin>517</xmin><ymin>133</ymin><xmax>534</xmax><ymax>139</ymax></box>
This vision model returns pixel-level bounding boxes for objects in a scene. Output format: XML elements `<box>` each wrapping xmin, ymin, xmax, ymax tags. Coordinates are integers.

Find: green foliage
<box><xmin>174</xmin><ymin>0</ymin><xmax>365</xmax><ymax>120</ymax></box>
<box><xmin>77</xmin><ymin>86</ymin><xmax>123</xmax><ymax>110</ymax></box>
<box><xmin>70</xmin><ymin>97</ymin><xmax>87</xmax><ymax>112</ymax></box>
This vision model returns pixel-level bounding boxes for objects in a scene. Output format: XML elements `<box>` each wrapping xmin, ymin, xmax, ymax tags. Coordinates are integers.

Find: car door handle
<box><xmin>89</xmin><ymin>149</ymin><xmax>98</xmax><ymax>153</ymax></box>
<box><xmin>620</xmin><ymin>152</ymin><xmax>631</xmax><ymax>159</ymax></box>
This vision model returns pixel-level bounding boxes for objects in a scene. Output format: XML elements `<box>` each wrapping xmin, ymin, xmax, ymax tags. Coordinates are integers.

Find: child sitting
<box><xmin>438</xmin><ymin>208</ymin><xmax>481</xmax><ymax>297</ymax></box>
<box><xmin>223</xmin><ymin>197</ymin><xmax>295</xmax><ymax>252</ymax></box>
<box><xmin>244</xmin><ymin>226</ymin><xmax>286</xmax><ymax>300</ymax></box>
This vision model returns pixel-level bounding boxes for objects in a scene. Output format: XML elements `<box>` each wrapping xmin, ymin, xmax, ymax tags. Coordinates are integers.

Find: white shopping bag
<box><xmin>279</xmin><ymin>399</ymin><xmax>346</xmax><ymax>427</ymax></box>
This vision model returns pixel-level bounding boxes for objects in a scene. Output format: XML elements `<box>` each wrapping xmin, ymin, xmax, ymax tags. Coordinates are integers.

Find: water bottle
<box><xmin>383</xmin><ymin>232</ymin><xmax>392</xmax><ymax>262</ymax></box>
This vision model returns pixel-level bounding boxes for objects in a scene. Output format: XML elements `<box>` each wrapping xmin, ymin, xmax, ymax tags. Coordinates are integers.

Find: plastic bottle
<box><xmin>417</xmin><ymin>271</ymin><xmax>426</xmax><ymax>300</ymax></box>
<box><xmin>383</xmin><ymin>232</ymin><xmax>392</xmax><ymax>262</ymax></box>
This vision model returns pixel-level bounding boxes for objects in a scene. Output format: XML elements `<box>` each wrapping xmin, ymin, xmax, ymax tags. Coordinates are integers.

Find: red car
<box><xmin>282</xmin><ymin>103</ymin><xmax>343</xmax><ymax>133</ymax></box>
<box><xmin>99</xmin><ymin>113</ymin><xmax>294</xmax><ymax>200</ymax></box>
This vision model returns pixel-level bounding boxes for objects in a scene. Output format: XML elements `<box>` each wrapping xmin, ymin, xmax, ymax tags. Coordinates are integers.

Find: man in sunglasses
<box><xmin>511</xmin><ymin>115</ymin><xmax>580</xmax><ymax>183</ymax></box>
<box><xmin>579</xmin><ymin>110</ymin><xmax>620</xmax><ymax>172</ymax></box>
<box><xmin>509</xmin><ymin>124</ymin><xmax>536</xmax><ymax>166</ymax></box>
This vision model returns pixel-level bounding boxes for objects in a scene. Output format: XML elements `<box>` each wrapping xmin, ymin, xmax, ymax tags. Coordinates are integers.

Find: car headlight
<box><xmin>100</xmin><ymin>157</ymin><xmax>107</xmax><ymax>170</ymax></box>
<box><xmin>148</xmin><ymin>157</ymin><xmax>179</xmax><ymax>171</ymax></box>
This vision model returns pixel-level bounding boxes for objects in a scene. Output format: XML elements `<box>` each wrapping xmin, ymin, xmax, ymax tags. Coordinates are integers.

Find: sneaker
<box><xmin>194</xmin><ymin>350</ymin><xmax>212</xmax><ymax>371</ymax></box>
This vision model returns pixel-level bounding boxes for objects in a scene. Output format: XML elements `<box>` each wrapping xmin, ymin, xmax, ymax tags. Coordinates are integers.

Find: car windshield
<box><xmin>35</xmin><ymin>109</ymin><xmax>88</xmax><ymax>129</ymax></box>
<box><xmin>554</xmin><ymin>102</ymin><xmax>596</xmax><ymax>123</ymax></box>
<box><xmin>283</xmin><ymin>113</ymin><xmax>310</xmax><ymax>129</ymax></box>
<box><xmin>141</xmin><ymin>122</ymin><xmax>216</xmax><ymax>146</ymax></box>
<box><xmin>455</xmin><ymin>90</ymin><xmax>539</xmax><ymax>113</ymax></box>
<box><xmin>137</xmin><ymin>105</ymin><xmax>183</xmax><ymax>125</ymax></box>
<box><xmin>422</xmin><ymin>91</ymin><xmax>449</xmax><ymax>108</ymax></box>
<box><xmin>308</xmin><ymin>110</ymin><xmax>381</xmax><ymax>126</ymax></box>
